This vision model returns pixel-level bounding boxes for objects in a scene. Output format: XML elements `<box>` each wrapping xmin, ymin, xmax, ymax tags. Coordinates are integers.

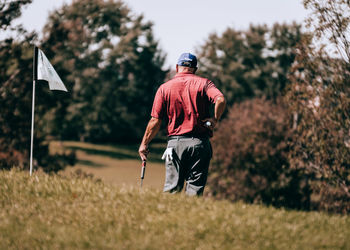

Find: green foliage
<box><xmin>0</xmin><ymin>3</ymin><xmax>75</xmax><ymax>173</ymax></box>
<box><xmin>304</xmin><ymin>0</ymin><xmax>350</xmax><ymax>61</ymax></box>
<box><xmin>197</xmin><ymin>23</ymin><xmax>306</xmax><ymax>105</ymax></box>
<box><xmin>1</xmin><ymin>169</ymin><xmax>350</xmax><ymax>249</ymax></box>
<box><xmin>40</xmin><ymin>0</ymin><xmax>167</xmax><ymax>142</ymax></box>
<box><xmin>285</xmin><ymin>42</ymin><xmax>350</xmax><ymax>213</ymax></box>
<box><xmin>281</xmin><ymin>0</ymin><xmax>350</xmax><ymax>214</ymax></box>
<box><xmin>0</xmin><ymin>37</ymin><xmax>34</xmax><ymax>169</ymax></box>
<box><xmin>0</xmin><ymin>0</ymin><xmax>32</xmax><ymax>31</ymax></box>
<box><xmin>204</xmin><ymin>1</ymin><xmax>350</xmax><ymax>214</ymax></box>
<box><xmin>208</xmin><ymin>98</ymin><xmax>311</xmax><ymax>210</ymax></box>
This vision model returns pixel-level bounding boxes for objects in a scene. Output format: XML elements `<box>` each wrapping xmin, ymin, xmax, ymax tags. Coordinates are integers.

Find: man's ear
<box><xmin>176</xmin><ymin>64</ymin><xmax>179</xmax><ymax>73</ymax></box>
<box><xmin>193</xmin><ymin>67</ymin><xmax>197</xmax><ymax>74</ymax></box>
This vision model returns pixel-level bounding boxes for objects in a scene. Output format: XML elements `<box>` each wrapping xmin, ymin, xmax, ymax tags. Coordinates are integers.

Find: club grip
<box><xmin>141</xmin><ymin>160</ymin><xmax>146</xmax><ymax>179</ymax></box>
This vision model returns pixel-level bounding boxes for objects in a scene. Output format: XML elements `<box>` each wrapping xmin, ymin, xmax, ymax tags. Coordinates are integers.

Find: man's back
<box><xmin>151</xmin><ymin>72</ymin><xmax>223</xmax><ymax>136</ymax></box>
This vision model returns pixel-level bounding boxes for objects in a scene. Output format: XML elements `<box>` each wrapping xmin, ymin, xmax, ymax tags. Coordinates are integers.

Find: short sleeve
<box><xmin>151</xmin><ymin>86</ymin><xmax>165</xmax><ymax>119</ymax></box>
<box><xmin>205</xmin><ymin>81</ymin><xmax>224</xmax><ymax>103</ymax></box>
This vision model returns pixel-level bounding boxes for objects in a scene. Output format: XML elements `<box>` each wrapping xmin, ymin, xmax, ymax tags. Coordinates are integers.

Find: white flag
<box><xmin>37</xmin><ymin>49</ymin><xmax>68</xmax><ymax>92</ymax></box>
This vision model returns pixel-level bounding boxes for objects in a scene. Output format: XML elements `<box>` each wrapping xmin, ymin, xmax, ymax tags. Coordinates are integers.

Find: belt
<box><xmin>168</xmin><ymin>134</ymin><xmax>209</xmax><ymax>140</ymax></box>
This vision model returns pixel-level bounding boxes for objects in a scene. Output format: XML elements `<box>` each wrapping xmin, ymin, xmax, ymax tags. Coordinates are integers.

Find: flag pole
<box><xmin>30</xmin><ymin>46</ymin><xmax>38</xmax><ymax>176</ymax></box>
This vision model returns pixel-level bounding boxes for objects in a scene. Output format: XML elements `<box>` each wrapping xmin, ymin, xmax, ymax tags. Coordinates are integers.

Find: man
<box><xmin>138</xmin><ymin>52</ymin><xmax>226</xmax><ymax>196</ymax></box>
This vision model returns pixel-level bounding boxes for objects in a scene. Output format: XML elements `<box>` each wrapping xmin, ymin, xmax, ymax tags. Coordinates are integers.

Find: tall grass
<box><xmin>0</xmin><ymin>169</ymin><xmax>349</xmax><ymax>249</ymax></box>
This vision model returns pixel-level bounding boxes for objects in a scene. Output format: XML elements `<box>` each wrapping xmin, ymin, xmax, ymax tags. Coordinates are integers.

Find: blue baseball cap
<box><xmin>177</xmin><ymin>53</ymin><xmax>197</xmax><ymax>68</ymax></box>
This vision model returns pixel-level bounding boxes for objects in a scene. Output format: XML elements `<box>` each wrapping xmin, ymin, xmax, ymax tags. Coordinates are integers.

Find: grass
<box><xmin>55</xmin><ymin>141</ymin><xmax>165</xmax><ymax>162</ymax></box>
<box><xmin>1</xmin><ymin>169</ymin><xmax>350</xmax><ymax>249</ymax></box>
<box><xmin>51</xmin><ymin>141</ymin><xmax>166</xmax><ymax>189</ymax></box>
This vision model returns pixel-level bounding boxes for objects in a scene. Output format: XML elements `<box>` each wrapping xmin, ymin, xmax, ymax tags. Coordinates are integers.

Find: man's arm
<box><xmin>203</xmin><ymin>96</ymin><xmax>226</xmax><ymax>130</ymax></box>
<box><xmin>214</xmin><ymin>96</ymin><xmax>226</xmax><ymax>122</ymax></box>
<box><xmin>138</xmin><ymin>117</ymin><xmax>162</xmax><ymax>161</ymax></box>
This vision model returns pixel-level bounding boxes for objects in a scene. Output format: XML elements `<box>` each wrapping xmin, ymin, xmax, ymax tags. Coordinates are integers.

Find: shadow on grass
<box><xmin>67</xmin><ymin>144</ymin><xmax>164</xmax><ymax>164</ymax></box>
<box><xmin>77</xmin><ymin>159</ymin><xmax>105</xmax><ymax>168</ymax></box>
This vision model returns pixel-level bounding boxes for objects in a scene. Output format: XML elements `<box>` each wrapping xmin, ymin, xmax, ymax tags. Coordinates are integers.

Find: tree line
<box><xmin>208</xmin><ymin>0</ymin><xmax>350</xmax><ymax>213</ymax></box>
<box><xmin>0</xmin><ymin>0</ymin><xmax>349</xmax><ymax>213</ymax></box>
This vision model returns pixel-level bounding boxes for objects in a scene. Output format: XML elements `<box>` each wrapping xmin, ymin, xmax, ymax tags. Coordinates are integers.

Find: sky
<box><xmin>12</xmin><ymin>0</ymin><xmax>310</xmax><ymax>68</ymax></box>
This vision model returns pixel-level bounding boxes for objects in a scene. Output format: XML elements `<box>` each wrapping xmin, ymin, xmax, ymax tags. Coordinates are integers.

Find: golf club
<box><xmin>140</xmin><ymin>160</ymin><xmax>146</xmax><ymax>188</ymax></box>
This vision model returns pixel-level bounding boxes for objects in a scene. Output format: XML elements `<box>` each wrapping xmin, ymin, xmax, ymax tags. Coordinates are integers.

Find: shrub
<box><xmin>207</xmin><ymin>98</ymin><xmax>311</xmax><ymax>210</ymax></box>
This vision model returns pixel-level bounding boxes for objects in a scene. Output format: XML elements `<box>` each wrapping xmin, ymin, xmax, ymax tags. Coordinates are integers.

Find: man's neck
<box><xmin>177</xmin><ymin>69</ymin><xmax>196</xmax><ymax>74</ymax></box>
<box><xmin>176</xmin><ymin>65</ymin><xmax>196</xmax><ymax>74</ymax></box>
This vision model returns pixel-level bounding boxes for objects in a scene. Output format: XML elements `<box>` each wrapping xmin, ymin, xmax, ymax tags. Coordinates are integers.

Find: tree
<box><xmin>0</xmin><ymin>0</ymin><xmax>32</xmax><ymax>31</ymax></box>
<box><xmin>285</xmin><ymin>0</ymin><xmax>350</xmax><ymax>213</ymax></box>
<box><xmin>0</xmin><ymin>1</ymin><xmax>75</xmax><ymax>172</ymax></box>
<box><xmin>196</xmin><ymin>23</ymin><xmax>306</xmax><ymax>105</ymax></box>
<box><xmin>304</xmin><ymin>0</ymin><xmax>350</xmax><ymax>62</ymax></box>
<box><xmin>40</xmin><ymin>0</ymin><xmax>167</xmax><ymax>142</ymax></box>
<box><xmin>0</xmin><ymin>35</ymin><xmax>75</xmax><ymax>172</ymax></box>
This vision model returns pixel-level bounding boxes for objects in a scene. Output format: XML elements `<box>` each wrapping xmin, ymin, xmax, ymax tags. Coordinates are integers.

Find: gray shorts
<box><xmin>163</xmin><ymin>136</ymin><xmax>212</xmax><ymax>196</ymax></box>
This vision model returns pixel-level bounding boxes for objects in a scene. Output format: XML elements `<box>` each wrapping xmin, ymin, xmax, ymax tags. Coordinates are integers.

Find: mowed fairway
<box><xmin>51</xmin><ymin>141</ymin><xmax>166</xmax><ymax>189</ymax></box>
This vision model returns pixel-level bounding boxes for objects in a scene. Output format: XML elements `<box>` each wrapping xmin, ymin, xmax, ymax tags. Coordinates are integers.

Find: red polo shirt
<box><xmin>151</xmin><ymin>72</ymin><xmax>224</xmax><ymax>136</ymax></box>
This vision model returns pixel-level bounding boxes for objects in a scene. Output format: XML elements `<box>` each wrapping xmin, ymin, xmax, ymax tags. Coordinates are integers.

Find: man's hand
<box><xmin>202</xmin><ymin>118</ymin><xmax>217</xmax><ymax>132</ymax></box>
<box><xmin>138</xmin><ymin>143</ymin><xmax>149</xmax><ymax>161</ymax></box>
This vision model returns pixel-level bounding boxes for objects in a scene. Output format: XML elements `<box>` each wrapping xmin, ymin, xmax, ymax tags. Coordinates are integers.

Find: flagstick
<box><xmin>30</xmin><ymin>46</ymin><xmax>38</xmax><ymax>176</ymax></box>
<box><xmin>29</xmin><ymin>80</ymin><xmax>36</xmax><ymax>176</ymax></box>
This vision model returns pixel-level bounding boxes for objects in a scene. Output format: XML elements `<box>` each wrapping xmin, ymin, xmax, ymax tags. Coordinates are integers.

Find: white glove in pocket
<box><xmin>161</xmin><ymin>148</ymin><xmax>174</xmax><ymax>162</ymax></box>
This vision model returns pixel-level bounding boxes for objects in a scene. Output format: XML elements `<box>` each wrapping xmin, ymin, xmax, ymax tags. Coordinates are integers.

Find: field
<box><xmin>52</xmin><ymin>141</ymin><xmax>166</xmax><ymax>189</ymax></box>
<box><xmin>1</xmin><ymin>142</ymin><xmax>350</xmax><ymax>249</ymax></box>
<box><xmin>1</xmin><ymin>169</ymin><xmax>350</xmax><ymax>249</ymax></box>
